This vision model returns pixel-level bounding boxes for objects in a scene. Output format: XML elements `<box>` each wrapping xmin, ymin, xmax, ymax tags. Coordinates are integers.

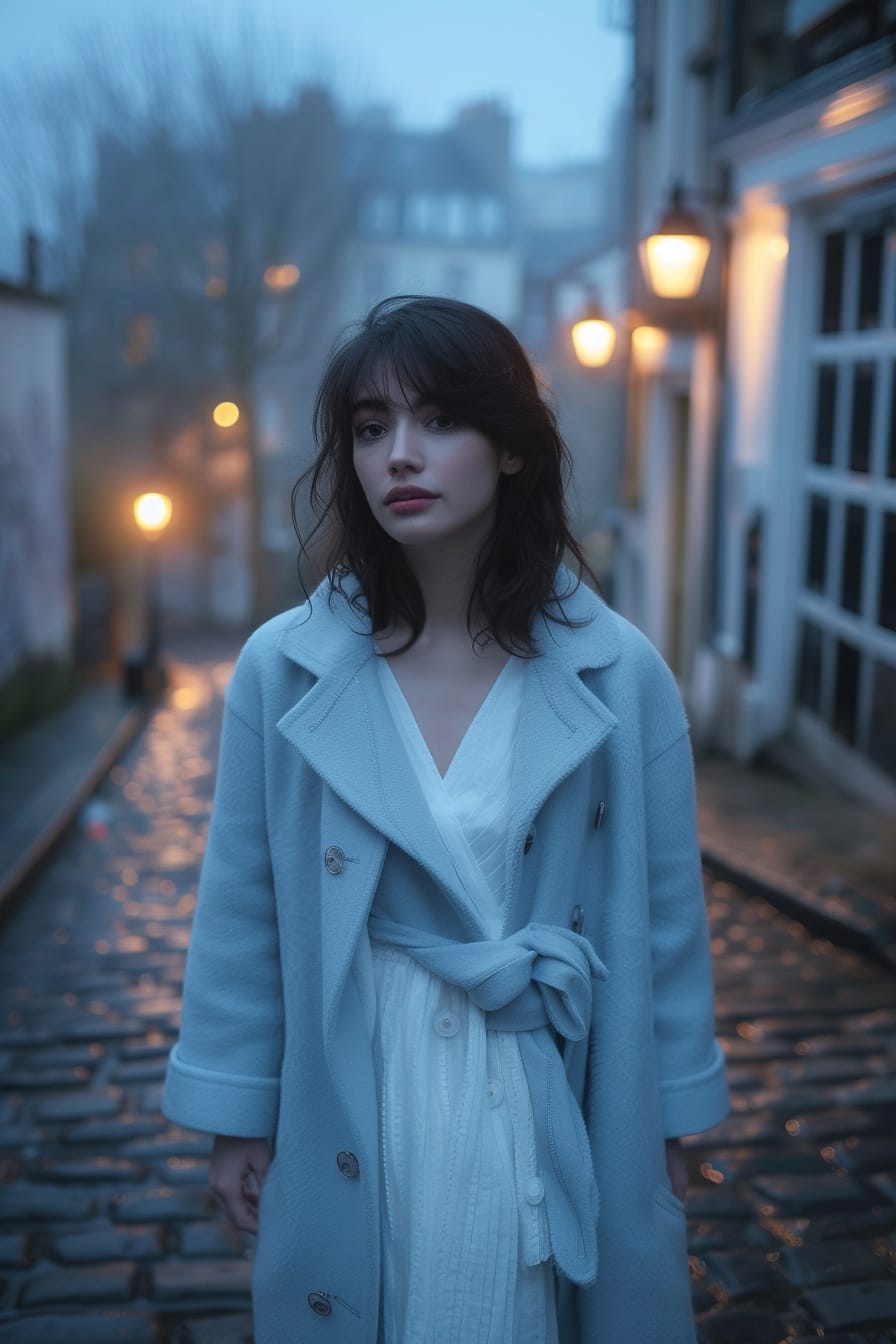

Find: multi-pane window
<box><xmin>727</xmin><ymin>3</ymin><xmax>896</xmax><ymax>113</ymax></box>
<box><xmin>796</xmin><ymin>214</ymin><xmax>896</xmax><ymax>780</ymax></box>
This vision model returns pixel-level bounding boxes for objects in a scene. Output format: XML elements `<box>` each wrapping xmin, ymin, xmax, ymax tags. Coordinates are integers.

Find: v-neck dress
<box><xmin>369</xmin><ymin>657</ymin><xmax>559</xmax><ymax>1344</ymax></box>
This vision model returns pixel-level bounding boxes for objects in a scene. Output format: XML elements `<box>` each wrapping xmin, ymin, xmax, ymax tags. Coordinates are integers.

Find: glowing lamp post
<box><xmin>263</xmin><ymin>263</ymin><xmax>300</xmax><ymax>292</ymax></box>
<box><xmin>571</xmin><ymin>294</ymin><xmax>616</xmax><ymax>369</ymax></box>
<box><xmin>212</xmin><ymin>400</ymin><xmax>240</xmax><ymax>428</ymax></box>
<box><xmin>131</xmin><ymin>491</ymin><xmax>172</xmax><ymax>694</ymax></box>
<box><xmin>134</xmin><ymin>491</ymin><xmax>172</xmax><ymax>537</ymax></box>
<box><xmin>639</xmin><ymin>185</ymin><xmax>712</xmax><ymax>300</ymax></box>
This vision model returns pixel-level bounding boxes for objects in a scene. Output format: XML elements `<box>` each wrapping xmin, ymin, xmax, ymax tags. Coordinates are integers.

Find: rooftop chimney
<box><xmin>452</xmin><ymin>101</ymin><xmax>512</xmax><ymax>191</ymax></box>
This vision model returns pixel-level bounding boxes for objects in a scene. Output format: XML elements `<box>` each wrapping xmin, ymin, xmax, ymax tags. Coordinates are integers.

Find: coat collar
<box><xmin>275</xmin><ymin>567</ymin><xmax>621</xmax><ymax>677</ymax></box>
<box><xmin>274</xmin><ymin>570</ymin><xmax>620</xmax><ymax>930</ymax></box>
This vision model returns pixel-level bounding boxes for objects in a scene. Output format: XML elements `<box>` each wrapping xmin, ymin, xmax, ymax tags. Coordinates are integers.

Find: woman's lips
<box><xmin>386</xmin><ymin>496</ymin><xmax>436</xmax><ymax>514</ymax></box>
<box><xmin>384</xmin><ymin>486</ymin><xmax>437</xmax><ymax>513</ymax></box>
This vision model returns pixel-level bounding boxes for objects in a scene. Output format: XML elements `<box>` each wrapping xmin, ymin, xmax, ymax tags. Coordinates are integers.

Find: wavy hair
<box><xmin>293</xmin><ymin>295</ymin><xmax>597</xmax><ymax>654</ymax></box>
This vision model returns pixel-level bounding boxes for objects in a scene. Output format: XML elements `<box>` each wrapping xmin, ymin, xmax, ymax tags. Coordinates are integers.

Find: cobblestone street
<box><xmin>1</xmin><ymin>646</ymin><xmax>895</xmax><ymax>1343</ymax></box>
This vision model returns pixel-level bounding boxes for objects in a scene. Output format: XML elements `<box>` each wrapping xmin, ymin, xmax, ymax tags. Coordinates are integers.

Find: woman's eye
<box><xmin>428</xmin><ymin>413</ymin><xmax>456</xmax><ymax>430</ymax></box>
<box><xmin>354</xmin><ymin>421</ymin><xmax>387</xmax><ymax>441</ymax></box>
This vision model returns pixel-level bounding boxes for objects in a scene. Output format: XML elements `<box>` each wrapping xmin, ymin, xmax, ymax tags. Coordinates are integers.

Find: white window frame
<box><xmin>795</xmin><ymin>200</ymin><xmax>896</xmax><ymax>772</ymax></box>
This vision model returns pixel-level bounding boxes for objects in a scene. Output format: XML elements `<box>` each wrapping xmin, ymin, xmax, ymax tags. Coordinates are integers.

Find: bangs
<box><xmin>341</xmin><ymin>309</ymin><xmax>486</xmax><ymax>422</ymax></box>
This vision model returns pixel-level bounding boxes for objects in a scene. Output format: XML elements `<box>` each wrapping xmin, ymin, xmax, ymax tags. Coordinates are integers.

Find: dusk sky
<box><xmin>0</xmin><ymin>0</ymin><xmax>632</xmax><ymax>281</ymax></box>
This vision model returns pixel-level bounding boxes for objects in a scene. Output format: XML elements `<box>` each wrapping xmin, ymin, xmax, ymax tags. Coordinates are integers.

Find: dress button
<box><xmin>434</xmin><ymin>1009</ymin><xmax>460</xmax><ymax>1038</ymax></box>
<box><xmin>308</xmin><ymin>1291</ymin><xmax>331</xmax><ymax>1316</ymax></box>
<box><xmin>336</xmin><ymin>1150</ymin><xmax>360</xmax><ymax>1179</ymax></box>
<box><xmin>525</xmin><ymin>1177</ymin><xmax>545</xmax><ymax>1205</ymax></box>
<box><xmin>324</xmin><ymin>845</ymin><xmax>345</xmax><ymax>875</ymax></box>
<box><xmin>524</xmin><ymin>825</ymin><xmax>536</xmax><ymax>855</ymax></box>
<box><xmin>486</xmin><ymin>1078</ymin><xmax>504</xmax><ymax>1107</ymax></box>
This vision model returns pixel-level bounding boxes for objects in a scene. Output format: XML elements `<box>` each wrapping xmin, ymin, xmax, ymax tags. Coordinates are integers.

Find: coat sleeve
<box><xmin>643</xmin><ymin>723</ymin><xmax>729</xmax><ymax>1139</ymax></box>
<box><xmin>163</xmin><ymin>650</ymin><xmax>283</xmax><ymax>1139</ymax></box>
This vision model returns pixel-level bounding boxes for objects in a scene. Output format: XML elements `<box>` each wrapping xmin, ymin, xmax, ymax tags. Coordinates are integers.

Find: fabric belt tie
<box><xmin>366</xmin><ymin>915</ymin><xmax>608</xmax><ymax>1286</ymax></box>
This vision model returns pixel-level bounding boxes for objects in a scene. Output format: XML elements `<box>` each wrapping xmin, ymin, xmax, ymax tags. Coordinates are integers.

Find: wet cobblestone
<box><xmin>689</xmin><ymin>876</ymin><xmax>896</xmax><ymax>1341</ymax></box>
<box><xmin>0</xmin><ymin>645</ymin><xmax>893</xmax><ymax>1341</ymax></box>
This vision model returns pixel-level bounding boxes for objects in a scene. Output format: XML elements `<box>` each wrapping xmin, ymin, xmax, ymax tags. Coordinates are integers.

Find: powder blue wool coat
<box><xmin>162</xmin><ymin>571</ymin><xmax>729</xmax><ymax>1344</ymax></box>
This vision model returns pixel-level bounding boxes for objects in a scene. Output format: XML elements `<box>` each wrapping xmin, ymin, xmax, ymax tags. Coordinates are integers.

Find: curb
<box><xmin>701</xmin><ymin>844</ymin><xmax>896</xmax><ymax>976</ymax></box>
<box><xmin>0</xmin><ymin>703</ymin><xmax>150</xmax><ymax>921</ymax></box>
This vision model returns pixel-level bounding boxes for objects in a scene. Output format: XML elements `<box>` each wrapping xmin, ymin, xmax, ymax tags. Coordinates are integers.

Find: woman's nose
<box><xmin>388</xmin><ymin>418</ymin><xmax>422</xmax><ymax>471</ymax></box>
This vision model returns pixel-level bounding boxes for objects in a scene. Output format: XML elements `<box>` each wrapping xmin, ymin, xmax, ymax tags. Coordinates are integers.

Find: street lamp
<box><xmin>639</xmin><ymin>184</ymin><xmax>712</xmax><ymax>300</ymax></box>
<box><xmin>630</xmin><ymin>325</ymin><xmax>670</xmax><ymax>372</ymax></box>
<box><xmin>571</xmin><ymin>292</ymin><xmax>616</xmax><ymax>368</ymax></box>
<box><xmin>131</xmin><ymin>491</ymin><xmax>172</xmax><ymax>694</ymax></box>
<box><xmin>212</xmin><ymin>400</ymin><xmax>240</xmax><ymax>428</ymax></box>
<box><xmin>263</xmin><ymin>263</ymin><xmax>300</xmax><ymax>292</ymax></box>
<box><xmin>134</xmin><ymin>491</ymin><xmax>172</xmax><ymax>536</ymax></box>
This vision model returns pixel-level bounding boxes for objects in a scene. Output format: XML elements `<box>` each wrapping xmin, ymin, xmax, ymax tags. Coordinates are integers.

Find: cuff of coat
<box><xmin>659</xmin><ymin>1040</ymin><xmax>729</xmax><ymax>1138</ymax></box>
<box><xmin>162</xmin><ymin>1043</ymin><xmax>280</xmax><ymax>1138</ymax></box>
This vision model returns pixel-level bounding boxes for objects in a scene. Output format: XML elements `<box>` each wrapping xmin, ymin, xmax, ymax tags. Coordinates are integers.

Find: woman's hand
<box><xmin>209</xmin><ymin>1135</ymin><xmax>271</xmax><ymax>1233</ymax></box>
<box><xmin>664</xmin><ymin>1138</ymin><xmax>689</xmax><ymax>1205</ymax></box>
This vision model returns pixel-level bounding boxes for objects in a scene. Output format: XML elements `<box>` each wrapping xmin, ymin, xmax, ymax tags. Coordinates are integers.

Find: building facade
<box><xmin>0</xmin><ymin>275</ymin><xmax>71</xmax><ymax>700</ymax></box>
<box><xmin>338</xmin><ymin>102</ymin><xmax>522</xmax><ymax>326</ymax></box>
<box><xmin>613</xmin><ymin>0</ymin><xmax>896</xmax><ymax>809</ymax></box>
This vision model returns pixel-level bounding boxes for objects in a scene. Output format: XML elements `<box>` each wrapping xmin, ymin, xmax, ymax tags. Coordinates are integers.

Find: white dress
<box><xmin>370</xmin><ymin>656</ymin><xmax>559</xmax><ymax>1344</ymax></box>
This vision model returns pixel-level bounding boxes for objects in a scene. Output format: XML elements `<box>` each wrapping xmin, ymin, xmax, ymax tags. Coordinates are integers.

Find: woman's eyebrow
<box><xmin>351</xmin><ymin>395</ymin><xmax>435</xmax><ymax>415</ymax></box>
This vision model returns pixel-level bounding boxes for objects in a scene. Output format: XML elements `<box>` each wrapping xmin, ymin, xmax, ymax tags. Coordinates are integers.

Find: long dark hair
<box><xmin>293</xmin><ymin>295</ymin><xmax>597</xmax><ymax>654</ymax></box>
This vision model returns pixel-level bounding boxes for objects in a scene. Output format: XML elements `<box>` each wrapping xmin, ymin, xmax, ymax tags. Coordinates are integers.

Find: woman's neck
<box><xmin>377</xmin><ymin>540</ymin><xmax>485</xmax><ymax>655</ymax></box>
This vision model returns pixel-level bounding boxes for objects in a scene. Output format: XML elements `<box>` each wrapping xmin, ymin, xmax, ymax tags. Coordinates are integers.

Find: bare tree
<box><xmin>2</xmin><ymin>13</ymin><xmax>353</xmax><ymax>623</ymax></box>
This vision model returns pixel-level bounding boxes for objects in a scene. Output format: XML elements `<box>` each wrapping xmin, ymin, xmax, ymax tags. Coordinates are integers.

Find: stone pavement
<box><xmin>0</xmin><ymin>640</ymin><xmax>894</xmax><ymax>1342</ymax></box>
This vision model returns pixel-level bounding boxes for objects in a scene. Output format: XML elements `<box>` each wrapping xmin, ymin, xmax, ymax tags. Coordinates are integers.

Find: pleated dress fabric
<box><xmin>370</xmin><ymin>656</ymin><xmax>560</xmax><ymax>1344</ymax></box>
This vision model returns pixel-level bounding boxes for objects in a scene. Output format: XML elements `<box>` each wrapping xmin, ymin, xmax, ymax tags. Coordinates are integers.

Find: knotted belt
<box><xmin>366</xmin><ymin>916</ymin><xmax>608</xmax><ymax>1286</ymax></box>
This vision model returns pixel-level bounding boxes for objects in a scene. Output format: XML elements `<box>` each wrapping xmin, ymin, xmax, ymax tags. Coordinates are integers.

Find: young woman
<box><xmin>163</xmin><ymin>295</ymin><xmax>728</xmax><ymax>1344</ymax></box>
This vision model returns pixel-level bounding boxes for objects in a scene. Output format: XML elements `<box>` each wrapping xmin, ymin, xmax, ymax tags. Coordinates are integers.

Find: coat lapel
<box><xmin>274</xmin><ymin>586</ymin><xmax>486</xmax><ymax>936</ymax></box>
<box><xmin>274</xmin><ymin>573</ymin><xmax>623</xmax><ymax>948</ymax></box>
<box><xmin>501</xmin><ymin>586</ymin><xmax>622</xmax><ymax>930</ymax></box>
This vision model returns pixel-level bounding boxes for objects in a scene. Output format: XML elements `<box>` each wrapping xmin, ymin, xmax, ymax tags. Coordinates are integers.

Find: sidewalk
<box><xmin>0</xmin><ymin>677</ymin><xmax>148</xmax><ymax>917</ymax></box>
<box><xmin>697</xmin><ymin>753</ymin><xmax>896</xmax><ymax>973</ymax></box>
<box><xmin>1</xmin><ymin>661</ymin><xmax>893</xmax><ymax>969</ymax></box>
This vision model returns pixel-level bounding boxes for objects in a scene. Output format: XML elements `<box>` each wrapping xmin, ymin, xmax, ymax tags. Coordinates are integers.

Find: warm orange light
<box><xmin>205</xmin><ymin>275</ymin><xmax>227</xmax><ymax>298</ymax></box>
<box><xmin>212</xmin><ymin>401</ymin><xmax>240</xmax><ymax>428</ymax></box>
<box><xmin>133</xmin><ymin>492</ymin><xmax>172</xmax><ymax>536</ymax></box>
<box><xmin>264</xmin><ymin>263</ymin><xmax>301</xmax><ymax>292</ymax></box>
<box><xmin>571</xmin><ymin>317</ymin><xmax>616</xmax><ymax>368</ymax></box>
<box><xmin>640</xmin><ymin>186</ymin><xmax>713</xmax><ymax>299</ymax></box>
<box><xmin>631</xmin><ymin>325</ymin><xmax>669</xmax><ymax>371</ymax></box>
<box><xmin>640</xmin><ymin>233</ymin><xmax>711</xmax><ymax>299</ymax></box>
<box><xmin>819</xmin><ymin>82</ymin><xmax>888</xmax><ymax>129</ymax></box>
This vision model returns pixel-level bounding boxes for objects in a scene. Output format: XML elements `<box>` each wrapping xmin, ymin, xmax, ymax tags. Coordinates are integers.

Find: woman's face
<box><xmin>351</xmin><ymin>374</ymin><xmax>521</xmax><ymax>555</ymax></box>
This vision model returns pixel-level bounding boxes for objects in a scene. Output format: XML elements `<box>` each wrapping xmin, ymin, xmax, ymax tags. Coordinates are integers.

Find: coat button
<box><xmin>324</xmin><ymin>845</ymin><xmax>345</xmax><ymax>875</ymax></box>
<box><xmin>336</xmin><ymin>1150</ymin><xmax>360</xmax><ymax>1179</ymax></box>
<box><xmin>486</xmin><ymin>1078</ymin><xmax>504</xmax><ymax>1107</ymax></box>
<box><xmin>523</xmin><ymin>825</ymin><xmax>536</xmax><ymax>855</ymax></box>
<box><xmin>593</xmin><ymin>800</ymin><xmax>606</xmax><ymax>830</ymax></box>
<box><xmin>308</xmin><ymin>1291</ymin><xmax>331</xmax><ymax>1316</ymax></box>
<box><xmin>525</xmin><ymin>1176</ymin><xmax>545</xmax><ymax>1205</ymax></box>
<box><xmin>434</xmin><ymin>1009</ymin><xmax>460</xmax><ymax>1037</ymax></box>
<box><xmin>571</xmin><ymin>905</ymin><xmax>585</xmax><ymax>935</ymax></box>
